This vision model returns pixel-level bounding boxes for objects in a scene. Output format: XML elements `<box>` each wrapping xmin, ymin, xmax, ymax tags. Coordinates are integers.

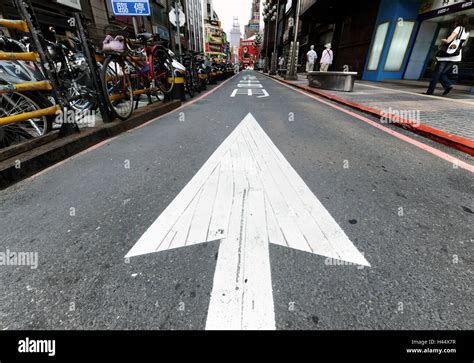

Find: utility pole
<box><xmin>263</xmin><ymin>16</ymin><xmax>270</xmax><ymax>73</ymax></box>
<box><xmin>269</xmin><ymin>0</ymin><xmax>280</xmax><ymax>75</ymax></box>
<box><xmin>132</xmin><ymin>17</ymin><xmax>139</xmax><ymax>36</ymax></box>
<box><xmin>285</xmin><ymin>0</ymin><xmax>301</xmax><ymax>80</ymax></box>
<box><xmin>174</xmin><ymin>0</ymin><xmax>183</xmax><ymax>62</ymax></box>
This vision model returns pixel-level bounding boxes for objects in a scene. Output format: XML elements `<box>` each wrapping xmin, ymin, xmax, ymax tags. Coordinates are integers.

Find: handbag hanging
<box><xmin>436</xmin><ymin>27</ymin><xmax>465</xmax><ymax>58</ymax></box>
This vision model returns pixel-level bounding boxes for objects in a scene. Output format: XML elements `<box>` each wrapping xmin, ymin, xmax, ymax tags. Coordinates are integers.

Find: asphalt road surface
<box><xmin>0</xmin><ymin>70</ymin><xmax>472</xmax><ymax>330</ymax></box>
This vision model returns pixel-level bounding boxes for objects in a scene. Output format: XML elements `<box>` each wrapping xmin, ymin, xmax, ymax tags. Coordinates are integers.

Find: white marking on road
<box><xmin>125</xmin><ymin>113</ymin><xmax>369</xmax><ymax>330</ymax></box>
<box><xmin>237</xmin><ymin>83</ymin><xmax>263</xmax><ymax>88</ymax></box>
<box><xmin>231</xmin><ymin>76</ymin><xmax>269</xmax><ymax>97</ymax></box>
<box><xmin>231</xmin><ymin>89</ymin><xmax>269</xmax><ymax>97</ymax></box>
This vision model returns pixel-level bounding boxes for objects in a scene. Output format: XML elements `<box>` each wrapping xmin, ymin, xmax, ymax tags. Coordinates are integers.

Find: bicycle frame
<box><xmin>125</xmin><ymin>42</ymin><xmax>169</xmax><ymax>92</ymax></box>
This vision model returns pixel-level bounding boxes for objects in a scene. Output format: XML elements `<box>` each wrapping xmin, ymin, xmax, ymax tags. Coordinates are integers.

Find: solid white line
<box><xmin>238</xmin><ymin>84</ymin><xmax>263</xmax><ymax>88</ymax></box>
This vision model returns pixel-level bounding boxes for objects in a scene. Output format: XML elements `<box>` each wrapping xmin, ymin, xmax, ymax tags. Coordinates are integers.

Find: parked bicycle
<box><xmin>0</xmin><ymin>32</ymin><xmax>54</xmax><ymax>148</ymax></box>
<box><xmin>101</xmin><ymin>26</ymin><xmax>175</xmax><ymax>120</ymax></box>
<box><xmin>181</xmin><ymin>52</ymin><xmax>201</xmax><ymax>98</ymax></box>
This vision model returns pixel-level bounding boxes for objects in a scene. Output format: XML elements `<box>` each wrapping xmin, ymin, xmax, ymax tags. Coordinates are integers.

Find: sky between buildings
<box><xmin>212</xmin><ymin>0</ymin><xmax>264</xmax><ymax>37</ymax></box>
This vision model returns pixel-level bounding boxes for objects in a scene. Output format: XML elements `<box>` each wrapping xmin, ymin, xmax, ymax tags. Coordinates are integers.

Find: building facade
<box><xmin>230</xmin><ymin>16</ymin><xmax>242</xmax><ymax>64</ymax></box>
<box><xmin>0</xmin><ymin>0</ymin><xmax>203</xmax><ymax>53</ymax></box>
<box><xmin>363</xmin><ymin>0</ymin><xmax>473</xmax><ymax>90</ymax></box>
<box><xmin>263</xmin><ymin>0</ymin><xmax>473</xmax><ymax>92</ymax></box>
<box><xmin>245</xmin><ymin>0</ymin><xmax>261</xmax><ymax>39</ymax></box>
<box><xmin>183</xmin><ymin>0</ymin><xmax>203</xmax><ymax>52</ymax></box>
<box><xmin>203</xmin><ymin>0</ymin><xmax>218</xmax><ymax>21</ymax></box>
<box><xmin>239</xmin><ymin>36</ymin><xmax>260</xmax><ymax>68</ymax></box>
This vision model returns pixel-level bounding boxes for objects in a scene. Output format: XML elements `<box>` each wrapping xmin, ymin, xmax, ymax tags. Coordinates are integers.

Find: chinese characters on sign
<box><xmin>111</xmin><ymin>0</ymin><xmax>151</xmax><ymax>16</ymax></box>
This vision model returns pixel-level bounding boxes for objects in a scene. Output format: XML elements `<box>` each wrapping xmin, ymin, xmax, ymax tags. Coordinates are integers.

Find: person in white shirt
<box><xmin>426</xmin><ymin>15</ymin><xmax>470</xmax><ymax>96</ymax></box>
<box><xmin>306</xmin><ymin>45</ymin><xmax>317</xmax><ymax>73</ymax></box>
<box><xmin>278</xmin><ymin>56</ymin><xmax>286</xmax><ymax>76</ymax></box>
<box><xmin>320</xmin><ymin>43</ymin><xmax>334</xmax><ymax>72</ymax></box>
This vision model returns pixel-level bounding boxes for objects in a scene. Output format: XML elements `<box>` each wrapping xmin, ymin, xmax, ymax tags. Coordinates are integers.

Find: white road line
<box><xmin>125</xmin><ymin>113</ymin><xmax>369</xmax><ymax>330</ymax></box>
<box><xmin>237</xmin><ymin>84</ymin><xmax>263</xmax><ymax>88</ymax></box>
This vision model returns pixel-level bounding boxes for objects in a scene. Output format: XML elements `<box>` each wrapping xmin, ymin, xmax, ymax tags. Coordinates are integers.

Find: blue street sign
<box><xmin>111</xmin><ymin>0</ymin><xmax>151</xmax><ymax>16</ymax></box>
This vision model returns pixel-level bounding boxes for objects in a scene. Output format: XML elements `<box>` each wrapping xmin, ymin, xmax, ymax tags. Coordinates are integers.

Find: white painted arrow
<box><xmin>125</xmin><ymin>113</ymin><xmax>369</xmax><ymax>330</ymax></box>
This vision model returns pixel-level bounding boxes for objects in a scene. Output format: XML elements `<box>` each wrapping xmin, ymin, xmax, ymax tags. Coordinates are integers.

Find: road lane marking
<box><xmin>126</xmin><ymin>113</ymin><xmax>369</xmax><ymax>330</ymax></box>
<box><xmin>231</xmin><ymin>75</ymin><xmax>269</xmax><ymax>98</ymax></box>
<box><xmin>231</xmin><ymin>89</ymin><xmax>269</xmax><ymax>97</ymax></box>
<box><xmin>269</xmin><ymin>76</ymin><xmax>474</xmax><ymax>173</ymax></box>
<box><xmin>237</xmin><ymin>84</ymin><xmax>263</xmax><ymax>88</ymax></box>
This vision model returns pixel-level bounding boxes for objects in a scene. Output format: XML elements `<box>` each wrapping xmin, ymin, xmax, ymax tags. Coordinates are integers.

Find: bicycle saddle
<box><xmin>136</xmin><ymin>32</ymin><xmax>155</xmax><ymax>43</ymax></box>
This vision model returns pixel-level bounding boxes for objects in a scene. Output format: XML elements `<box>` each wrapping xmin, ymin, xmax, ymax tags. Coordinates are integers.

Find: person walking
<box><xmin>320</xmin><ymin>43</ymin><xmax>333</xmax><ymax>72</ymax></box>
<box><xmin>278</xmin><ymin>56</ymin><xmax>286</xmax><ymax>76</ymax></box>
<box><xmin>306</xmin><ymin>45</ymin><xmax>317</xmax><ymax>73</ymax></box>
<box><xmin>425</xmin><ymin>15</ymin><xmax>470</xmax><ymax>96</ymax></box>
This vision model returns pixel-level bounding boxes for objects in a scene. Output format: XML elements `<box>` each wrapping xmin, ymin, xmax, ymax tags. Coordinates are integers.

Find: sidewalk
<box><xmin>266</xmin><ymin>73</ymin><xmax>474</xmax><ymax>155</ymax></box>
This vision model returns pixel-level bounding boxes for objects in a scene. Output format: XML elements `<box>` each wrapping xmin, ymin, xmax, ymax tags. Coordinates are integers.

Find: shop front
<box><xmin>405</xmin><ymin>0</ymin><xmax>474</xmax><ymax>89</ymax></box>
<box><xmin>363</xmin><ymin>0</ymin><xmax>474</xmax><ymax>92</ymax></box>
<box><xmin>362</xmin><ymin>0</ymin><xmax>422</xmax><ymax>82</ymax></box>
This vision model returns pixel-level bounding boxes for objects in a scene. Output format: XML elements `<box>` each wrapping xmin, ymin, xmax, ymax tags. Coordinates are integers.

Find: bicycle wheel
<box><xmin>0</xmin><ymin>91</ymin><xmax>53</xmax><ymax>149</ymax></box>
<box><xmin>192</xmin><ymin>67</ymin><xmax>201</xmax><ymax>94</ymax></box>
<box><xmin>185</xmin><ymin>71</ymin><xmax>194</xmax><ymax>98</ymax></box>
<box><xmin>57</xmin><ymin>60</ymin><xmax>96</xmax><ymax>112</ymax></box>
<box><xmin>151</xmin><ymin>46</ymin><xmax>174</xmax><ymax>94</ymax></box>
<box><xmin>101</xmin><ymin>55</ymin><xmax>133</xmax><ymax>121</ymax></box>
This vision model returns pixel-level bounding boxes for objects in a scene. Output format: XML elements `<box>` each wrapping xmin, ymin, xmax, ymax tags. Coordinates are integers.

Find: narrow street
<box><xmin>1</xmin><ymin>70</ymin><xmax>472</xmax><ymax>330</ymax></box>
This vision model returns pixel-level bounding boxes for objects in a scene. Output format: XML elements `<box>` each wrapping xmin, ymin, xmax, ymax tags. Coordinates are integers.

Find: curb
<box><xmin>263</xmin><ymin>73</ymin><xmax>474</xmax><ymax>156</ymax></box>
<box><xmin>0</xmin><ymin>100</ymin><xmax>181</xmax><ymax>190</ymax></box>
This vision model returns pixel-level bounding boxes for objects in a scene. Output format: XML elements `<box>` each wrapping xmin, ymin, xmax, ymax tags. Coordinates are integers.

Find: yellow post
<box><xmin>133</xmin><ymin>88</ymin><xmax>159</xmax><ymax>96</ymax></box>
<box><xmin>109</xmin><ymin>93</ymin><xmax>130</xmax><ymax>102</ymax></box>
<box><xmin>0</xmin><ymin>19</ymin><xmax>30</xmax><ymax>33</ymax></box>
<box><xmin>0</xmin><ymin>52</ymin><xmax>40</xmax><ymax>62</ymax></box>
<box><xmin>0</xmin><ymin>105</ymin><xmax>60</xmax><ymax>127</ymax></box>
<box><xmin>0</xmin><ymin>81</ymin><xmax>53</xmax><ymax>94</ymax></box>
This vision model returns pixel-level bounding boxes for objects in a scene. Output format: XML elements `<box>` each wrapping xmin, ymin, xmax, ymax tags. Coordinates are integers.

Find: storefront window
<box><xmin>384</xmin><ymin>21</ymin><xmax>415</xmax><ymax>72</ymax></box>
<box><xmin>367</xmin><ymin>22</ymin><xmax>389</xmax><ymax>71</ymax></box>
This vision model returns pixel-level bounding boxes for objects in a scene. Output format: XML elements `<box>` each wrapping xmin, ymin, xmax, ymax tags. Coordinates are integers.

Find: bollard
<box><xmin>199</xmin><ymin>73</ymin><xmax>207</xmax><ymax>90</ymax></box>
<box><xmin>209</xmin><ymin>72</ymin><xmax>217</xmax><ymax>85</ymax></box>
<box><xmin>173</xmin><ymin>70</ymin><xmax>186</xmax><ymax>101</ymax></box>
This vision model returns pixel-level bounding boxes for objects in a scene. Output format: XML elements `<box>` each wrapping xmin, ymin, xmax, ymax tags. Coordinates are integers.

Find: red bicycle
<box><xmin>101</xmin><ymin>26</ymin><xmax>175</xmax><ymax>120</ymax></box>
